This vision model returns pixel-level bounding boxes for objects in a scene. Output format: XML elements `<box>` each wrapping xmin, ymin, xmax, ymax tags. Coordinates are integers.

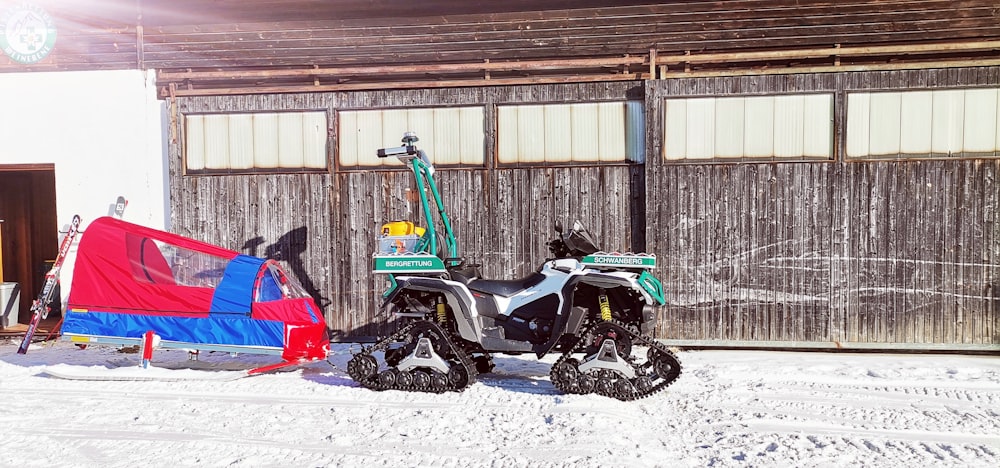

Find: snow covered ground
<box><xmin>1</xmin><ymin>339</ymin><xmax>997</xmax><ymax>467</ymax></box>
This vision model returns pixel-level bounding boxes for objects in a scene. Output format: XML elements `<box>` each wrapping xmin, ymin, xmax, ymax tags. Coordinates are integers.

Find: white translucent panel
<box><xmin>802</xmin><ymin>94</ymin><xmax>833</xmax><ymax>158</ymax></box>
<box><xmin>963</xmin><ymin>88</ymin><xmax>999</xmax><ymax>153</ymax></box>
<box><xmin>714</xmin><ymin>97</ymin><xmax>745</xmax><ymax>158</ymax></box>
<box><xmin>743</xmin><ymin>96</ymin><xmax>774</xmax><ymax>157</ymax></box>
<box><xmin>685</xmin><ymin>98</ymin><xmax>715</xmax><ymax>159</ymax></box>
<box><xmin>337</xmin><ymin>111</ymin><xmax>359</xmax><ymax>166</ymax></box>
<box><xmin>596</xmin><ymin>102</ymin><xmax>626</xmax><ymax>162</ymax></box>
<box><xmin>497</xmin><ymin>106</ymin><xmax>520</xmax><ymax>164</ymax></box>
<box><xmin>931</xmin><ymin>90</ymin><xmax>965</xmax><ymax>155</ymax></box>
<box><xmin>868</xmin><ymin>92</ymin><xmax>902</xmax><ymax>156</ymax></box>
<box><xmin>203</xmin><ymin>114</ymin><xmax>230</xmax><ymax>169</ymax></box>
<box><xmin>625</xmin><ymin>101</ymin><xmax>645</xmax><ymax>163</ymax></box>
<box><xmin>517</xmin><ymin>105</ymin><xmax>546</xmax><ymax>163</ymax></box>
<box><xmin>570</xmin><ymin>103</ymin><xmax>600</xmax><ymax>162</ymax></box>
<box><xmin>432</xmin><ymin>108</ymin><xmax>462</xmax><ymax>164</ymax></box>
<box><xmin>277</xmin><ymin>113</ymin><xmax>305</xmax><ymax>168</ymax></box>
<box><xmin>227</xmin><ymin>114</ymin><xmax>255</xmax><ymax>170</ymax></box>
<box><xmin>899</xmin><ymin>91</ymin><xmax>933</xmax><ymax>154</ymax></box>
<box><xmin>404</xmin><ymin>108</ymin><xmax>434</xmax><ymax>168</ymax></box>
<box><xmin>301</xmin><ymin>111</ymin><xmax>327</xmax><ymax>169</ymax></box>
<box><xmin>458</xmin><ymin>107</ymin><xmax>485</xmax><ymax>165</ymax></box>
<box><xmin>663</xmin><ymin>99</ymin><xmax>687</xmax><ymax>160</ymax></box>
<box><xmin>354</xmin><ymin>110</ymin><xmax>386</xmax><ymax>166</ymax></box>
<box><xmin>185</xmin><ymin>115</ymin><xmax>206</xmax><ymax>171</ymax></box>
<box><xmin>544</xmin><ymin>104</ymin><xmax>573</xmax><ymax>162</ymax></box>
<box><xmin>996</xmin><ymin>89</ymin><xmax>1000</xmax><ymax>151</ymax></box>
<box><xmin>381</xmin><ymin>109</ymin><xmax>410</xmax><ymax>163</ymax></box>
<box><xmin>846</xmin><ymin>93</ymin><xmax>871</xmax><ymax>158</ymax></box>
<box><xmin>773</xmin><ymin>95</ymin><xmax>804</xmax><ymax>158</ymax></box>
<box><xmin>253</xmin><ymin>113</ymin><xmax>280</xmax><ymax>168</ymax></box>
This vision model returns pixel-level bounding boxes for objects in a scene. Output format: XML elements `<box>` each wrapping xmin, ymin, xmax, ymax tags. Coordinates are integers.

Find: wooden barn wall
<box><xmin>169</xmin><ymin>82</ymin><xmax>644</xmax><ymax>338</ymax></box>
<box><xmin>646</xmin><ymin>67</ymin><xmax>1000</xmax><ymax>348</ymax></box>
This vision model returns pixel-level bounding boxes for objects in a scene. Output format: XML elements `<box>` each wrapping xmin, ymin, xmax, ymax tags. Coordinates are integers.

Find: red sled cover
<box><xmin>63</xmin><ymin>217</ymin><xmax>329</xmax><ymax>361</ymax></box>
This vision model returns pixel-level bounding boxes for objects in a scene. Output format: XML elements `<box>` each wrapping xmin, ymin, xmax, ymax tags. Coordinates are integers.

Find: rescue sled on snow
<box><xmin>60</xmin><ymin>217</ymin><xmax>329</xmax><ymax>362</ymax></box>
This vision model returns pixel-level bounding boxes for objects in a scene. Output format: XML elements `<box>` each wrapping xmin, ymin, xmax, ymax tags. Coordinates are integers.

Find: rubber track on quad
<box><xmin>347</xmin><ymin>321</ymin><xmax>478</xmax><ymax>394</ymax></box>
<box><xmin>550</xmin><ymin>319</ymin><xmax>682</xmax><ymax>401</ymax></box>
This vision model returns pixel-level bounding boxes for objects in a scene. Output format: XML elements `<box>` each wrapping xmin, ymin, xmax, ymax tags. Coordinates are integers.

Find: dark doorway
<box><xmin>0</xmin><ymin>165</ymin><xmax>58</xmax><ymax>324</ymax></box>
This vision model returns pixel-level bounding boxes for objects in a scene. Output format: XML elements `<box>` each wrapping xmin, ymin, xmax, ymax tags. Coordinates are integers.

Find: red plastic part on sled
<box><xmin>282</xmin><ymin>321</ymin><xmax>330</xmax><ymax>361</ymax></box>
<box><xmin>141</xmin><ymin>330</ymin><xmax>158</xmax><ymax>368</ymax></box>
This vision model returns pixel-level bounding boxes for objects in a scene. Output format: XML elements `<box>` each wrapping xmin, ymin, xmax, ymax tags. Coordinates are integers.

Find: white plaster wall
<box><xmin>0</xmin><ymin>69</ymin><xmax>168</xmax><ymax>304</ymax></box>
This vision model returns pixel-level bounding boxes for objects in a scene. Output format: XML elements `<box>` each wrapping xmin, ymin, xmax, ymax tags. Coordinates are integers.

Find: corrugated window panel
<box><xmin>625</xmin><ymin>101</ymin><xmax>644</xmax><ymax>163</ymax></box>
<box><xmin>404</xmin><ymin>108</ymin><xmax>434</xmax><ymax>167</ymax></box>
<box><xmin>354</xmin><ymin>110</ymin><xmax>386</xmax><ymax>166</ymax></box>
<box><xmin>996</xmin><ymin>89</ymin><xmax>1000</xmax><ymax>152</ymax></box>
<box><xmin>571</xmin><ymin>103</ymin><xmax>600</xmax><ymax>162</ymax></box>
<box><xmin>869</xmin><ymin>92</ymin><xmax>902</xmax><ymax>156</ymax></box>
<box><xmin>963</xmin><ymin>88</ymin><xmax>999</xmax><ymax>153</ymax></box>
<box><xmin>253</xmin><ymin>113</ymin><xmax>280</xmax><ymax>168</ymax></box>
<box><xmin>227</xmin><ymin>114</ymin><xmax>254</xmax><ymax>170</ymax></box>
<box><xmin>301</xmin><ymin>111</ymin><xmax>327</xmax><ymax>169</ymax></box>
<box><xmin>773</xmin><ymin>95</ymin><xmax>804</xmax><ymax>158</ymax></box>
<box><xmin>277</xmin><ymin>113</ymin><xmax>305</xmax><ymax>168</ymax></box>
<box><xmin>380</xmin><ymin>109</ymin><xmax>410</xmax><ymax>166</ymax></box>
<box><xmin>433</xmin><ymin>108</ymin><xmax>462</xmax><ymax>165</ymax></box>
<box><xmin>744</xmin><ymin>96</ymin><xmax>774</xmax><ymax>157</ymax></box>
<box><xmin>517</xmin><ymin>105</ymin><xmax>546</xmax><ymax>163</ymax></box>
<box><xmin>846</xmin><ymin>93</ymin><xmax>871</xmax><ymax>158</ymax></box>
<box><xmin>802</xmin><ymin>94</ymin><xmax>833</xmax><ymax>158</ymax></box>
<box><xmin>185</xmin><ymin>115</ymin><xmax>206</xmax><ymax>171</ymax></box>
<box><xmin>899</xmin><ymin>91</ymin><xmax>933</xmax><ymax>155</ymax></box>
<box><xmin>497</xmin><ymin>106</ymin><xmax>519</xmax><ymax>164</ymax></box>
<box><xmin>203</xmin><ymin>114</ymin><xmax>230</xmax><ymax>169</ymax></box>
<box><xmin>663</xmin><ymin>99</ymin><xmax>687</xmax><ymax>160</ymax></box>
<box><xmin>337</xmin><ymin>111</ymin><xmax>359</xmax><ymax>167</ymax></box>
<box><xmin>458</xmin><ymin>107</ymin><xmax>485</xmax><ymax>165</ymax></box>
<box><xmin>931</xmin><ymin>89</ymin><xmax>965</xmax><ymax>155</ymax></box>
<box><xmin>544</xmin><ymin>104</ymin><xmax>573</xmax><ymax>163</ymax></box>
<box><xmin>597</xmin><ymin>102</ymin><xmax>626</xmax><ymax>162</ymax></box>
<box><xmin>686</xmin><ymin>98</ymin><xmax>715</xmax><ymax>159</ymax></box>
<box><xmin>714</xmin><ymin>97</ymin><xmax>745</xmax><ymax>158</ymax></box>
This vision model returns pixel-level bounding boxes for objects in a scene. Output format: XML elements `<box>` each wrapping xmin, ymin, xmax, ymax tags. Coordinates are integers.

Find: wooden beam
<box><xmin>162</xmin><ymin>73</ymin><xmax>645</xmax><ymax>97</ymax></box>
<box><xmin>156</xmin><ymin>56</ymin><xmax>648</xmax><ymax>81</ymax></box>
<box><xmin>656</xmin><ymin>40</ymin><xmax>1000</xmax><ymax>65</ymax></box>
<box><xmin>659</xmin><ymin>58</ymin><xmax>1000</xmax><ymax>79</ymax></box>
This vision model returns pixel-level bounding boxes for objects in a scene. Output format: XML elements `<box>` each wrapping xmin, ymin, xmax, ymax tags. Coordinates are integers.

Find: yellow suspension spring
<box><xmin>598</xmin><ymin>291</ymin><xmax>612</xmax><ymax>321</ymax></box>
<box><xmin>436</xmin><ymin>298</ymin><xmax>448</xmax><ymax>325</ymax></box>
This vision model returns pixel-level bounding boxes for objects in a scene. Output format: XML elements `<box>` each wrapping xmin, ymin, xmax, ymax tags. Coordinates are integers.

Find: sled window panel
<box><xmin>497</xmin><ymin>101</ymin><xmax>644</xmax><ymax>164</ymax></box>
<box><xmin>185</xmin><ymin>111</ymin><xmax>328</xmax><ymax>173</ymax></box>
<box><xmin>847</xmin><ymin>87</ymin><xmax>1000</xmax><ymax>159</ymax></box>
<box><xmin>663</xmin><ymin>94</ymin><xmax>833</xmax><ymax>161</ymax></box>
<box><xmin>338</xmin><ymin>106</ymin><xmax>485</xmax><ymax>168</ymax></box>
<box><xmin>125</xmin><ymin>235</ymin><xmax>230</xmax><ymax>288</ymax></box>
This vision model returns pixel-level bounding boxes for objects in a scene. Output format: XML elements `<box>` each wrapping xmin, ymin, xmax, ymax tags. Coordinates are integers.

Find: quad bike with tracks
<box><xmin>347</xmin><ymin>133</ymin><xmax>681</xmax><ymax>400</ymax></box>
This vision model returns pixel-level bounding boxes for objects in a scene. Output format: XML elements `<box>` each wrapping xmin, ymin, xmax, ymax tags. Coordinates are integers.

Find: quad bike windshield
<box><xmin>550</xmin><ymin>220</ymin><xmax>600</xmax><ymax>258</ymax></box>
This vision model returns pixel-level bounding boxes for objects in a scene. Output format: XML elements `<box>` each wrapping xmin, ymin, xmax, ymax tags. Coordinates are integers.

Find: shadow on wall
<box><xmin>241</xmin><ymin>226</ymin><xmax>331</xmax><ymax>311</ymax></box>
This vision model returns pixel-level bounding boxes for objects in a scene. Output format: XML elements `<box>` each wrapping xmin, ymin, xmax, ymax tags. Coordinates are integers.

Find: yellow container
<box><xmin>381</xmin><ymin>221</ymin><xmax>425</xmax><ymax>237</ymax></box>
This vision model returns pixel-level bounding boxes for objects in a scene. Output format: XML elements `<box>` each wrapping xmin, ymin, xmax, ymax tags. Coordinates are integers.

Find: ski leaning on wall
<box><xmin>17</xmin><ymin>215</ymin><xmax>82</xmax><ymax>354</ymax></box>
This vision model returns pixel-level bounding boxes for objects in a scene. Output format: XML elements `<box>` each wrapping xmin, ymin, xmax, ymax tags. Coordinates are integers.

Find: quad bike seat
<box><xmin>466</xmin><ymin>273</ymin><xmax>545</xmax><ymax>297</ymax></box>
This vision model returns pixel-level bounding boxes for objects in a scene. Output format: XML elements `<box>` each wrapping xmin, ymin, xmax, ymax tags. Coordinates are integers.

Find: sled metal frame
<box><xmin>60</xmin><ymin>333</ymin><xmax>284</xmax><ymax>356</ymax></box>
